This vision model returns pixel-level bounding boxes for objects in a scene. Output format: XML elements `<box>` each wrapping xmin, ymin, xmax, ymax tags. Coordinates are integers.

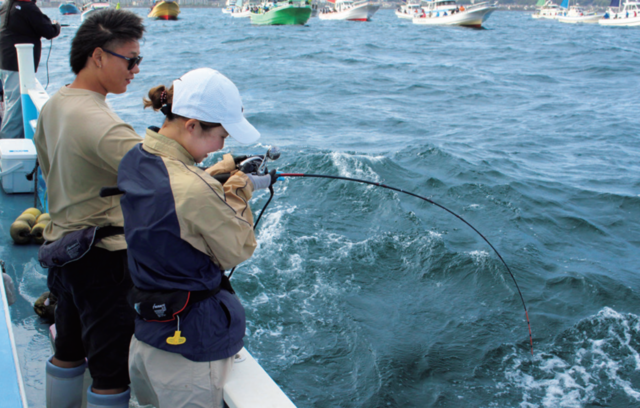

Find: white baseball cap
<box><xmin>171</xmin><ymin>68</ymin><xmax>260</xmax><ymax>145</ymax></box>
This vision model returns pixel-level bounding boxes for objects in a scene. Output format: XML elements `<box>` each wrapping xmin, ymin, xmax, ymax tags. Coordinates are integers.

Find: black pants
<box><xmin>48</xmin><ymin>247</ymin><xmax>135</xmax><ymax>390</ymax></box>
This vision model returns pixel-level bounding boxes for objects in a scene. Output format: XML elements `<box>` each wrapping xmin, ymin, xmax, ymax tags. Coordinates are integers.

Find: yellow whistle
<box><xmin>166</xmin><ymin>331</ymin><xmax>186</xmax><ymax>345</ymax></box>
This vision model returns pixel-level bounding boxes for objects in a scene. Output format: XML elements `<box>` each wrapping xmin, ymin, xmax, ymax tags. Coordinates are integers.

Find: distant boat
<box><xmin>599</xmin><ymin>0</ymin><xmax>640</xmax><ymax>26</ymax></box>
<box><xmin>250</xmin><ymin>0</ymin><xmax>312</xmax><ymax>25</ymax></box>
<box><xmin>310</xmin><ymin>2</ymin><xmax>319</xmax><ymax>17</ymax></box>
<box><xmin>532</xmin><ymin>0</ymin><xmax>561</xmax><ymax>19</ymax></box>
<box><xmin>396</xmin><ymin>0</ymin><xmax>422</xmax><ymax>19</ymax></box>
<box><xmin>412</xmin><ymin>0</ymin><xmax>497</xmax><ymax>27</ymax></box>
<box><xmin>230</xmin><ymin>0</ymin><xmax>252</xmax><ymax>18</ymax></box>
<box><xmin>318</xmin><ymin>0</ymin><xmax>380</xmax><ymax>21</ymax></box>
<box><xmin>231</xmin><ymin>7</ymin><xmax>252</xmax><ymax>17</ymax></box>
<box><xmin>81</xmin><ymin>2</ymin><xmax>111</xmax><ymax>22</ymax></box>
<box><xmin>59</xmin><ymin>2</ymin><xmax>80</xmax><ymax>14</ymax></box>
<box><xmin>148</xmin><ymin>0</ymin><xmax>180</xmax><ymax>20</ymax></box>
<box><xmin>222</xmin><ymin>0</ymin><xmax>234</xmax><ymax>13</ymax></box>
<box><xmin>557</xmin><ymin>0</ymin><xmax>601</xmax><ymax>24</ymax></box>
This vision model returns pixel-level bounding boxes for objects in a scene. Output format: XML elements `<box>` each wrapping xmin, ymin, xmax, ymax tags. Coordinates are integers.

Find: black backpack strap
<box><xmin>95</xmin><ymin>226</ymin><xmax>125</xmax><ymax>242</ymax></box>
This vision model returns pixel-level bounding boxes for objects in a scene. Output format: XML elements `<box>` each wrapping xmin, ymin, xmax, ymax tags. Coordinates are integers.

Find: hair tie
<box><xmin>160</xmin><ymin>103</ymin><xmax>172</xmax><ymax>116</ymax></box>
<box><xmin>160</xmin><ymin>90</ymin><xmax>168</xmax><ymax>106</ymax></box>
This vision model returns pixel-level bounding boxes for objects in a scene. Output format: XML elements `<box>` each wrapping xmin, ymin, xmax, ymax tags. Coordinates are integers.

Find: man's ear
<box><xmin>90</xmin><ymin>48</ymin><xmax>104</xmax><ymax>69</ymax></box>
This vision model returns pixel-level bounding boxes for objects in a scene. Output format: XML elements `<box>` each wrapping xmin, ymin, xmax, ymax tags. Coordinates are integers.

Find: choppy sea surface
<box><xmin>3</xmin><ymin>7</ymin><xmax>640</xmax><ymax>408</ymax></box>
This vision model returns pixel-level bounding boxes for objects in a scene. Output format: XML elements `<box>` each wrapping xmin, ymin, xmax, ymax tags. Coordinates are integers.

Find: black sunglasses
<box><xmin>102</xmin><ymin>48</ymin><xmax>143</xmax><ymax>71</ymax></box>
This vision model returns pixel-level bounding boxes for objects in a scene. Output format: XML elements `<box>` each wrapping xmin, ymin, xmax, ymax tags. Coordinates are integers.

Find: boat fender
<box><xmin>31</xmin><ymin>222</ymin><xmax>48</xmax><ymax>245</ymax></box>
<box><xmin>34</xmin><ymin>291</ymin><xmax>57</xmax><ymax>321</ymax></box>
<box><xmin>2</xmin><ymin>271</ymin><xmax>16</xmax><ymax>306</ymax></box>
<box><xmin>16</xmin><ymin>213</ymin><xmax>37</xmax><ymax>227</ymax></box>
<box><xmin>22</xmin><ymin>207</ymin><xmax>42</xmax><ymax>219</ymax></box>
<box><xmin>10</xmin><ymin>220</ymin><xmax>32</xmax><ymax>244</ymax></box>
<box><xmin>87</xmin><ymin>386</ymin><xmax>130</xmax><ymax>408</ymax></box>
<box><xmin>37</xmin><ymin>213</ymin><xmax>51</xmax><ymax>224</ymax></box>
<box><xmin>46</xmin><ymin>357</ymin><xmax>87</xmax><ymax>408</ymax></box>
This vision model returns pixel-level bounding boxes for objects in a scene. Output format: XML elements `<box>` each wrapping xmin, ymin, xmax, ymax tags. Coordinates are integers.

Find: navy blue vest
<box><xmin>118</xmin><ymin>143</ymin><xmax>245</xmax><ymax>362</ymax></box>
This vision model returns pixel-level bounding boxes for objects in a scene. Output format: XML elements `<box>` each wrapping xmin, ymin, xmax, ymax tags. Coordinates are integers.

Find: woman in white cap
<box><xmin>117</xmin><ymin>68</ymin><xmax>277</xmax><ymax>408</ymax></box>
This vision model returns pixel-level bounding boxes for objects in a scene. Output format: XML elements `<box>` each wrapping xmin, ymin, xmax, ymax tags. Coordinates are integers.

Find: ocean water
<box><xmin>3</xmin><ymin>7</ymin><xmax>640</xmax><ymax>408</ymax></box>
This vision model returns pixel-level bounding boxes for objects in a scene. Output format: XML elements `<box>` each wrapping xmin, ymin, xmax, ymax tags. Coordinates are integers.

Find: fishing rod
<box><xmin>231</xmin><ymin>146</ymin><xmax>534</xmax><ymax>356</ymax></box>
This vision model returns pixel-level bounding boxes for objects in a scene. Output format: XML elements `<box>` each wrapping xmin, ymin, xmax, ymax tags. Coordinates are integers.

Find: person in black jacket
<box><xmin>0</xmin><ymin>0</ymin><xmax>60</xmax><ymax>139</ymax></box>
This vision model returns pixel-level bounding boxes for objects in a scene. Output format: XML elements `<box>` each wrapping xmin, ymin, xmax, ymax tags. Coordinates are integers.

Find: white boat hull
<box><xmin>599</xmin><ymin>14</ymin><xmax>640</xmax><ymax>26</ymax></box>
<box><xmin>531</xmin><ymin>12</ymin><xmax>559</xmax><ymax>19</ymax></box>
<box><xmin>396</xmin><ymin>9</ymin><xmax>420</xmax><ymax>19</ymax></box>
<box><xmin>557</xmin><ymin>14</ymin><xmax>601</xmax><ymax>23</ymax></box>
<box><xmin>413</xmin><ymin>5</ymin><xmax>496</xmax><ymax>27</ymax></box>
<box><xmin>231</xmin><ymin>9</ymin><xmax>251</xmax><ymax>17</ymax></box>
<box><xmin>319</xmin><ymin>2</ymin><xmax>380</xmax><ymax>20</ymax></box>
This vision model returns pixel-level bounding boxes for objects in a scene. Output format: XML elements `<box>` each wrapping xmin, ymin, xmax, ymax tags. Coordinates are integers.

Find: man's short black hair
<box><xmin>70</xmin><ymin>9</ymin><xmax>145</xmax><ymax>75</ymax></box>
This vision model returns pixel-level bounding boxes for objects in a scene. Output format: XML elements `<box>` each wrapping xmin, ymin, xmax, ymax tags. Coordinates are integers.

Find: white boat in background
<box><xmin>557</xmin><ymin>3</ymin><xmax>601</xmax><ymax>23</ymax></box>
<box><xmin>599</xmin><ymin>0</ymin><xmax>640</xmax><ymax>25</ymax></box>
<box><xmin>231</xmin><ymin>0</ymin><xmax>252</xmax><ymax>17</ymax></box>
<box><xmin>222</xmin><ymin>0</ymin><xmax>234</xmax><ymax>13</ymax></box>
<box><xmin>231</xmin><ymin>7</ymin><xmax>252</xmax><ymax>17</ymax></box>
<box><xmin>396</xmin><ymin>0</ymin><xmax>422</xmax><ymax>19</ymax></box>
<box><xmin>532</xmin><ymin>0</ymin><xmax>562</xmax><ymax>19</ymax></box>
<box><xmin>412</xmin><ymin>0</ymin><xmax>497</xmax><ymax>27</ymax></box>
<box><xmin>311</xmin><ymin>2</ymin><xmax>320</xmax><ymax>17</ymax></box>
<box><xmin>81</xmin><ymin>2</ymin><xmax>110</xmax><ymax>21</ymax></box>
<box><xmin>318</xmin><ymin>0</ymin><xmax>380</xmax><ymax>21</ymax></box>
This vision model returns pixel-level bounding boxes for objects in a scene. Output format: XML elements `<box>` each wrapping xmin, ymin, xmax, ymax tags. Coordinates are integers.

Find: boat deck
<box><xmin>0</xmin><ymin>190</ymin><xmax>33</xmax><ymax>408</ymax></box>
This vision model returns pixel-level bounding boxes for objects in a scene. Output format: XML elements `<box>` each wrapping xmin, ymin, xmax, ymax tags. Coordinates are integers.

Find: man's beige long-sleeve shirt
<box><xmin>34</xmin><ymin>86</ymin><xmax>142</xmax><ymax>250</ymax></box>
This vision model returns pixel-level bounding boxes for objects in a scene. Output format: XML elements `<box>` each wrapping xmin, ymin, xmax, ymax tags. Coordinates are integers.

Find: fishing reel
<box><xmin>236</xmin><ymin>146</ymin><xmax>281</xmax><ymax>175</ymax></box>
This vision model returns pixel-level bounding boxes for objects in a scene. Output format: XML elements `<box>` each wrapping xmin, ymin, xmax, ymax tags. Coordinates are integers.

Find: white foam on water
<box><xmin>498</xmin><ymin>307</ymin><xmax>640</xmax><ymax>407</ymax></box>
<box><xmin>330</xmin><ymin>152</ymin><xmax>381</xmax><ymax>182</ymax></box>
<box><xmin>252</xmin><ymin>292</ymin><xmax>269</xmax><ymax>306</ymax></box>
<box><xmin>255</xmin><ymin>204</ymin><xmax>297</xmax><ymax>248</ymax></box>
<box><xmin>17</xmin><ymin>258</ymin><xmax>47</xmax><ymax>305</ymax></box>
<box><xmin>469</xmin><ymin>250</ymin><xmax>490</xmax><ymax>263</ymax></box>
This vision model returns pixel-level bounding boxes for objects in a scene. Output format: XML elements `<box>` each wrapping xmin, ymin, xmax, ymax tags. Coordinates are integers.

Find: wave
<box><xmin>490</xmin><ymin>308</ymin><xmax>640</xmax><ymax>408</ymax></box>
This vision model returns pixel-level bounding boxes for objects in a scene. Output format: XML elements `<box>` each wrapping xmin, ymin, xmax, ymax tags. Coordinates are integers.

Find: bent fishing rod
<box><xmin>231</xmin><ymin>146</ymin><xmax>534</xmax><ymax>356</ymax></box>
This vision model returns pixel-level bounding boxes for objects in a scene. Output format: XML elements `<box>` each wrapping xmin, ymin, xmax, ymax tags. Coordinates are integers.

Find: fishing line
<box><xmin>227</xmin><ymin>186</ymin><xmax>274</xmax><ymax>280</ymax></box>
<box><xmin>242</xmin><ymin>171</ymin><xmax>534</xmax><ymax>356</ymax></box>
<box><xmin>45</xmin><ymin>39</ymin><xmax>52</xmax><ymax>90</ymax></box>
<box><xmin>44</xmin><ymin>23</ymin><xmax>71</xmax><ymax>90</ymax></box>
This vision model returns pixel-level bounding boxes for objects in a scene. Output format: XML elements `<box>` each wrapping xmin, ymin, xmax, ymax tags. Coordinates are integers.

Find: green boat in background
<box><xmin>250</xmin><ymin>1</ymin><xmax>312</xmax><ymax>25</ymax></box>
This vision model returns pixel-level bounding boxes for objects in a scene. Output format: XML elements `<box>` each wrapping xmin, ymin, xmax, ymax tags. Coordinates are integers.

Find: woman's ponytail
<box><xmin>143</xmin><ymin>84</ymin><xmax>173</xmax><ymax>111</ymax></box>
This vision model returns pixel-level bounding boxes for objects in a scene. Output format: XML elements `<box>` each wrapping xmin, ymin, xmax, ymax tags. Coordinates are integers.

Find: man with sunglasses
<box><xmin>33</xmin><ymin>9</ymin><xmax>145</xmax><ymax>408</ymax></box>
